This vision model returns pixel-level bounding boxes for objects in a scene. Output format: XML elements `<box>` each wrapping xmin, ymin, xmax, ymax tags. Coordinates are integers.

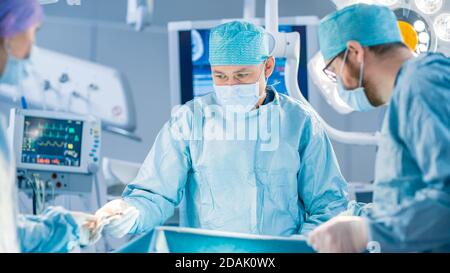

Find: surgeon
<box><xmin>308</xmin><ymin>4</ymin><xmax>450</xmax><ymax>253</ymax></box>
<box><xmin>0</xmin><ymin>0</ymin><xmax>99</xmax><ymax>253</ymax></box>
<box><xmin>96</xmin><ymin>21</ymin><xmax>349</xmax><ymax>238</ymax></box>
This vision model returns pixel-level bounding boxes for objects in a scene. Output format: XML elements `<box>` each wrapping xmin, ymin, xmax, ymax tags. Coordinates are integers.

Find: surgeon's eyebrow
<box><xmin>212</xmin><ymin>69</ymin><xmax>225</xmax><ymax>74</ymax></box>
<box><xmin>212</xmin><ymin>67</ymin><xmax>254</xmax><ymax>75</ymax></box>
<box><xmin>232</xmin><ymin>68</ymin><xmax>254</xmax><ymax>73</ymax></box>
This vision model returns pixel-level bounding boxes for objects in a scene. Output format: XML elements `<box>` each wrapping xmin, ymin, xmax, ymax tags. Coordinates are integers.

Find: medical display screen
<box><xmin>21</xmin><ymin>116</ymin><xmax>83</xmax><ymax>167</ymax></box>
<box><xmin>177</xmin><ymin>25</ymin><xmax>309</xmax><ymax>104</ymax></box>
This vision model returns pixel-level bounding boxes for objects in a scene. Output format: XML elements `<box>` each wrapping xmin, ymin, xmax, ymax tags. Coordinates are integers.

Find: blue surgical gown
<box><xmin>0</xmin><ymin>122</ymin><xmax>81</xmax><ymax>253</ymax></box>
<box><xmin>367</xmin><ymin>53</ymin><xmax>450</xmax><ymax>252</ymax></box>
<box><xmin>17</xmin><ymin>206</ymin><xmax>81</xmax><ymax>253</ymax></box>
<box><xmin>123</xmin><ymin>88</ymin><xmax>348</xmax><ymax>236</ymax></box>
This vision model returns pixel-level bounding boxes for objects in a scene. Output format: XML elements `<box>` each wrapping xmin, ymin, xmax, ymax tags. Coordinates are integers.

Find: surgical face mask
<box><xmin>214</xmin><ymin>64</ymin><xmax>266</xmax><ymax>112</ymax></box>
<box><xmin>336</xmin><ymin>49</ymin><xmax>375</xmax><ymax>112</ymax></box>
<box><xmin>0</xmin><ymin>47</ymin><xmax>33</xmax><ymax>86</ymax></box>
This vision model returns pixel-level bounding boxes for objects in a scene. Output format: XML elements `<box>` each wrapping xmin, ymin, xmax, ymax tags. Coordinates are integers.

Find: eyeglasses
<box><xmin>322</xmin><ymin>54</ymin><xmax>339</xmax><ymax>83</ymax></box>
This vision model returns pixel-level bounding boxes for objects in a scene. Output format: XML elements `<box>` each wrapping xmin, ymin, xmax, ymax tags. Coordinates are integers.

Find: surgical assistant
<box><xmin>309</xmin><ymin>4</ymin><xmax>450</xmax><ymax>253</ymax></box>
<box><xmin>0</xmin><ymin>0</ymin><xmax>99</xmax><ymax>253</ymax></box>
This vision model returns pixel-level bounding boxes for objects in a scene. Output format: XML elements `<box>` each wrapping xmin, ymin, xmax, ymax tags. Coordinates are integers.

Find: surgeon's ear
<box><xmin>264</xmin><ymin>56</ymin><xmax>275</xmax><ymax>79</ymax></box>
<box><xmin>346</xmin><ymin>41</ymin><xmax>365</xmax><ymax>64</ymax></box>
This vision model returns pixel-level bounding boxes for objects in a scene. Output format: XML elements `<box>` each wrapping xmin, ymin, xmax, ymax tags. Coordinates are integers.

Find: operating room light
<box><xmin>414</xmin><ymin>0</ymin><xmax>443</xmax><ymax>15</ymax></box>
<box><xmin>414</xmin><ymin>20</ymin><xmax>426</xmax><ymax>32</ymax></box>
<box><xmin>418</xmin><ymin>32</ymin><xmax>430</xmax><ymax>43</ymax></box>
<box><xmin>434</xmin><ymin>13</ymin><xmax>450</xmax><ymax>42</ymax></box>
<box><xmin>418</xmin><ymin>43</ymin><xmax>429</xmax><ymax>52</ymax></box>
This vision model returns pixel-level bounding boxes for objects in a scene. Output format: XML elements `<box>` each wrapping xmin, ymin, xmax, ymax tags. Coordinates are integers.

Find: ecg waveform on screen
<box><xmin>36</xmin><ymin>140</ymin><xmax>65</xmax><ymax>148</ymax></box>
<box><xmin>21</xmin><ymin>117</ymin><xmax>83</xmax><ymax>167</ymax></box>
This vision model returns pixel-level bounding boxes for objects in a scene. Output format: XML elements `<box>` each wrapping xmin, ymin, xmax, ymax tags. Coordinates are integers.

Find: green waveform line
<box><xmin>36</xmin><ymin>140</ymin><xmax>65</xmax><ymax>148</ymax></box>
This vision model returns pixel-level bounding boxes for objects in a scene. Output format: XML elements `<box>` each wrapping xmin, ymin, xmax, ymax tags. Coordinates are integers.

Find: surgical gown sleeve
<box><xmin>122</xmin><ymin>106</ymin><xmax>192</xmax><ymax>234</ymax></box>
<box><xmin>368</xmin><ymin>64</ymin><xmax>450</xmax><ymax>252</ymax></box>
<box><xmin>297</xmin><ymin>112</ymin><xmax>349</xmax><ymax>235</ymax></box>
<box><xmin>17</xmin><ymin>206</ymin><xmax>81</xmax><ymax>253</ymax></box>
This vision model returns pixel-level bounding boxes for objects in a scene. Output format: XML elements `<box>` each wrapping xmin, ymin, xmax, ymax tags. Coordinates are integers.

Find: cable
<box><xmin>21</xmin><ymin>171</ymin><xmax>38</xmax><ymax>215</ymax></box>
<box><xmin>51</xmin><ymin>180</ymin><xmax>56</xmax><ymax>206</ymax></box>
<box><xmin>23</xmin><ymin>172</ymin><xmax>47</xmax><ymax>215</ymax></box>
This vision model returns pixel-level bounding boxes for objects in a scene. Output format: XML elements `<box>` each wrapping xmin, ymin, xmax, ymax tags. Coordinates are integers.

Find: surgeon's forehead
<box><xmin>211</xmin><ymin>65</ymin><xmax>259</xmax><ymax>73</ymax></box>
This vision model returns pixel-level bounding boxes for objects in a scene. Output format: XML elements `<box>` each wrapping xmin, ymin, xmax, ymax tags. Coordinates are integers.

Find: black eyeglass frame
<box><xmin>322</xmin><ymin>54</ymin><xmax>340</xmax><ymax>83</ymax></box>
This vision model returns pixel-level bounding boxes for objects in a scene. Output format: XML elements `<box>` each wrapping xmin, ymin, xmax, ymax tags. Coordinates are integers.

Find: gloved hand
<box><xmin>95</xmin><ymin>199</ymin><xmax>140</xmax><ymax>238</ymax></box>
<box><xmin>307</xmin><ymin>216</ymin><xmax>369</xmax><ymax>253</ymax></box>
<box><xmin>69</xmin><ymin>211</ymin><xmax>102</xmax><ymax>246</ymax></box>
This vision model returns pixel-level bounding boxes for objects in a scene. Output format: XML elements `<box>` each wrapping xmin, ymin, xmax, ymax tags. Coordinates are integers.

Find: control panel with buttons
<box><xmin>9</xmin><ymin>109</ymin><xmax>102</xmax><ymax>194</ymax></box>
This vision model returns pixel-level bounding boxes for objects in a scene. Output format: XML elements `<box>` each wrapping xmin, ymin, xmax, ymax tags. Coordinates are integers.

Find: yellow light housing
<box><xmin>398</xmin><ymin>20</ymin><xmax>419</xmax><ymax>51</ymax></box>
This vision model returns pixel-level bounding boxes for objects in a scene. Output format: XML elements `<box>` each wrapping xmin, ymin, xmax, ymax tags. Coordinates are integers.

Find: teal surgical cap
<box><xmin>319</xmin><ymin>4</ymin><xmax>403</xmax><ymax>61</ymax></box>
<box><xmin>209</xmin><ymin>21</ymin><xmax>271</xmax><ymax>66</ymax></box>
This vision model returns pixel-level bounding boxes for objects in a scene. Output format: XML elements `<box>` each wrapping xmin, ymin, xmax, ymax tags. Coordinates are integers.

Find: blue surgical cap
<box><xmin>0</xmin><ymin>0</ymin><xmax>43</xmax><ymax>38</ymax></box>
<box><xmin>319</xmin><ymin>4</ymin><xmax>403</xmax><ymax>61</ymax></box>
<box><xmin>209</xmin><ymin>21</ymin><xmax>271</xmax><ymax>66</ymax></box>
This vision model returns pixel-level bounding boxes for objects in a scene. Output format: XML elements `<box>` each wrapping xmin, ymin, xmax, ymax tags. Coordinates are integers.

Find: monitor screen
<box><xmin>21</xmin><ymin>116</ymin><xmax>83</xmax><ymax>167</ymax></box>
<box><xmin>177</xmin><ymin>25</ymin><xmax>309</xmax><ymax>104</ymax></box>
